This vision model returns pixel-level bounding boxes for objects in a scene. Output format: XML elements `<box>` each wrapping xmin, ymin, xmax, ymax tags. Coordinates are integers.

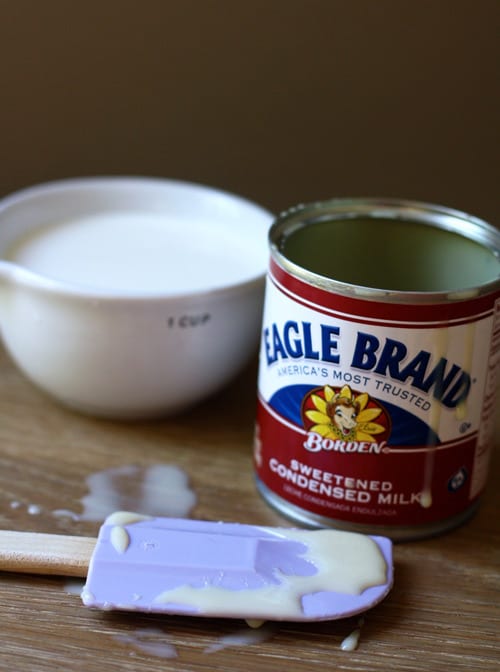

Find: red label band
<box><xmin>256</xmin><ymin>259</ymin><xmax>499</xmax><ymax>532</ymax></box>
<box><xmin>255</xmin><ymin>398</ymin><xmax>480</xmax><ymax>527</ymax></box>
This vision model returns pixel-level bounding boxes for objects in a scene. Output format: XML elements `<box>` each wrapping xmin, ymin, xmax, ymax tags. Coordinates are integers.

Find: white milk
<box><xmin>7</xmin><ymin>211</ymin><xmax>260</xmax><ymax>294</ymax></box>
<box><xmin>52</xmin><ymin>464</ymin><xmax>197</xmax><ymax>522</ymax></box>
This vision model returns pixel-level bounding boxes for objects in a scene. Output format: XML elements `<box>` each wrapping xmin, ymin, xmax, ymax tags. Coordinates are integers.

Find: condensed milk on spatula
<box><xmin>0</xmin><ymin>512</ymin><xmax>393</xmax><ymax>622</ymax></box>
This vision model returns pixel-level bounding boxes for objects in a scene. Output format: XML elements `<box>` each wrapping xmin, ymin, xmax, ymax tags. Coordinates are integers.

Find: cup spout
<box><xmin>0</xmin><ymin>260</ymin><xmax>15</xmax><ymax>284</ymax></box>
<box><xmin>0</xmin><ymin>260</ymin><xmax>16</xmax><ymax>312</ymax></box>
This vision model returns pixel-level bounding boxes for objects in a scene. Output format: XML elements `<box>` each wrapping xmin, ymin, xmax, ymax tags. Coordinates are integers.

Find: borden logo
<box><xmin>301</xmin><ymin>384</ymin><xmax>391</xmax><ymax>454</ymax></box>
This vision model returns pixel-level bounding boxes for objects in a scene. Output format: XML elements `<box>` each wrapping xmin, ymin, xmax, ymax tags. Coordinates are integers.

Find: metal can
<box><xmin>254</xmin><ymin>198</ymin><xmax>500</xmax><ymax>540</ymax></box>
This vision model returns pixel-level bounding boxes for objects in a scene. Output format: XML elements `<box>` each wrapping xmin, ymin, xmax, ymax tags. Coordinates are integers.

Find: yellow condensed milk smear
<box><xmin>153</xmin><ymin>529</ymin><xmax>387</xmax><ymax>619</ymax></box>
<box><xmin>110</xmin><ymin>526</ymin><xmax>130</xmax><ymax>554</ymax></box>
<box><xmin>107</xmin><ymin>511</ymin><xmax>153</xmax><ymax>527</ymax></box>
<box><xmin>108</xmin><ymin>513</ymin><xmax>153</xmax><ymax>554</ymax></box>
<box><xmin>420</xmin><ymin>327</ymin><xmax>449</xmax><ymax>509</ymax></box>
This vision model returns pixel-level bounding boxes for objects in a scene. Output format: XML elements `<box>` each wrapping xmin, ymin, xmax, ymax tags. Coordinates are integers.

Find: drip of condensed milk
<box><xmin>420</xmin><ymin>327</ymin><xmax>450</xmax><ymax>509</ymax></box>
<box><xmin>421</xmin><ymin>323</ymin><xmax>477</xmax><ymax>509</ymax></box>
<box><xmin>340</xmin><ymin>617</ymin><xmax>365</xmax><ymax>651</ymax></box>
<box><xmin>455</xmin><ymin>322</ymin><xmax>476</xmax><ymax>421</ymax></box>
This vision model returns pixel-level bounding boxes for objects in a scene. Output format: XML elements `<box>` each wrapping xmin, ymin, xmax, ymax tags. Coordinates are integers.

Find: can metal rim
<box><xmin>269</xmin><ymin>198</ymin><xmax>500</xmax><ymax>304</ymax></box>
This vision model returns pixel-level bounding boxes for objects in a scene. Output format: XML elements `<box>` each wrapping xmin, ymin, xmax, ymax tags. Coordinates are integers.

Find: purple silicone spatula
<box><xmin>0</xmin><ymin>512</ymin><xmax>393</xmax><ymax>622</ymax></box>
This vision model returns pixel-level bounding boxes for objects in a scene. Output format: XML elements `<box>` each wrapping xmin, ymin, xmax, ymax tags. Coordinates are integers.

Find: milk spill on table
<box><xmin>107</xmin><ymin>621</ymin><xmax>357</xmax><ymax>657</ymax></box>
<box><xmin>64</xmin><ymin>580</ymin><xmax>86</xmax><ymax>596</ymax></box>
<box><xmin>113</xmin><ymin>627</ymin><xmax>178</xmax><ymax>659</ymax></box>
<box><xmin>111</xmin><ymin>623</ymin><xmax>276</xmax><ymax>659</ymax></box>
<box><xmin>9</xmin><ymin>500</ymin><xmax>41</xmax><ymax>515</ymax></box>
<box><xmin>203</xmin><ymin>624</ymin><xmax>277</xmax><ymax>653</ymax></box>
<box><xmin>53</xmin><ymin>463</ymin><xmax>197</xmax><ymax>522</ymax></box>
<box><xmin>6</xmin><ymin>211</ymin><xmax>259</xmax><ymax>294</ymax></box>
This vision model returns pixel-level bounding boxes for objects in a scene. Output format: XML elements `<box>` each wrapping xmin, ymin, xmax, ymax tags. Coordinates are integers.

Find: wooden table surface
<box><xmin>0</xmin><ymin>344</ymin><xmax>498</xmax><ymax>672</ymax></box>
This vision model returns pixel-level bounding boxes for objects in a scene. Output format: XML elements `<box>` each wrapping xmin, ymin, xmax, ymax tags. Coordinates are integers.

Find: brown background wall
<box><xmin>1</xmin><ymin>0</ymin><xmax>498</xmax><ymax>223</ymax></box>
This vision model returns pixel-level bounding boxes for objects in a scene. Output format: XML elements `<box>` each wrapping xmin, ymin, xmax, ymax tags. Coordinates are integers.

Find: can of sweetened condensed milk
<box><xmin>254</xmin><ymin>199</ymin><xmax>500</xmax><ymax>540</ymax></box>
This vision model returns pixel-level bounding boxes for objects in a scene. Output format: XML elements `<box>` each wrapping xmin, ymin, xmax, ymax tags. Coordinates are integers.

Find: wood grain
<box><xmin>0</xmin><ymin>345</ymin><xmax>498</xmax><ymax>672</ymax></box>
<box><xmin>0</xmin><ymin>531</ymin><xmax>94</xmax><ymax>576</ymax></box>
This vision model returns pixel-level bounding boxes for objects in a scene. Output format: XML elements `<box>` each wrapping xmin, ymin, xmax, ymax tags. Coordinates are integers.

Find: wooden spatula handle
<box><xmin>0</xmin><ymin>531</ymin><xmax>96</xmax><ymax>577</ymax></box>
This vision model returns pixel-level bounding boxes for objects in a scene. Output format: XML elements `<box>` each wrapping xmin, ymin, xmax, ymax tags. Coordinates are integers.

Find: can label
<box><xmin>255</xmin><ymin>259</ymin><xmax>500</xmax><ymax>528</ymax></box>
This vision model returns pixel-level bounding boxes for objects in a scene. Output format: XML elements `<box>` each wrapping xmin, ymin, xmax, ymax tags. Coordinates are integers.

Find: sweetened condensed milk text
<box><xmin>269</xmin><ymin>458</ymin><xmax>423</xmax><ymax>507</ymax></box>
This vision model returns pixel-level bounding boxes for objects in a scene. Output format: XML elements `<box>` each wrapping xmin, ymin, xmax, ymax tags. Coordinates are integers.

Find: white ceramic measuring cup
<box><xmin>0</xmin><ymin>177</ymin><xmax>273</xmax><ymax>418</ymax></box>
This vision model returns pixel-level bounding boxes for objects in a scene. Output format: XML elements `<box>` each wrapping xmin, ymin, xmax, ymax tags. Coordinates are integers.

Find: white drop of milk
<box><xmin>8</xmin><ymin>501</ymin><xmax>42</xmax><ymax>515</ymax></box>
<box><xmin>340</xmin><ymin>628</ymin><xmax>361</xmax><ymax>652</ymax></box>
<box><xmin>420</xmin><ymin>489</ymin><xmax>433</xmax><ymax>509</ymax></box>
<box><xmin>27</xmin><ymin>504</ymin><xmax>42</xmax><ymax>515</ymax></box>
<box><xmin>52</xmin><ymin>509</ymin><xmax>81</xmax><ymax>521</ymax></box>
<box><xmin>64</xmin><ymin>579</ymin><xmax>86</xmax><ymax>596</ymax></box>
<box><xmin>340</xmin><ymin>617</ymin><xmax>364</xmax><ymax>652</ymax></box>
